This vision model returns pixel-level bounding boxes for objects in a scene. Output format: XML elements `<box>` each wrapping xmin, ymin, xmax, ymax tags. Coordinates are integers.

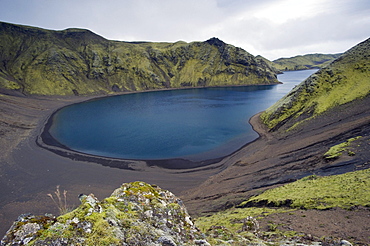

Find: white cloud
<box><xmin>252</xmin><ymin>0</ymin><xmax>326</xmax><ymax>24</ymax></box>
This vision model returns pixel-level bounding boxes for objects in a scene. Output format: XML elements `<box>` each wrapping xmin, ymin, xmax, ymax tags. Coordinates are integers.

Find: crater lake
<box><xmin>48</xmin><ymin>69</ymin><xmax>317</xmax><ymax>161</ymax></box>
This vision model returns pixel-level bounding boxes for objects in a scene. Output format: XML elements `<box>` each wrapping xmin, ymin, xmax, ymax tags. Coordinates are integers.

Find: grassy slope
<box><xmin>0</xmin><ymin>22</ymin><xmax>278</xmax><ymax>95</ymax></box>
<box><xmin>261</xmin><ymin>37</ymin><xmax>370</xmax><ymax>130</ymax></box>
<box><xmin>195</xmin><ymin>169</ymin><xmax>370</xmax><ymax>239</ymax></box>
<box><xmin>273</xmin><ymin>53</ymin><xmax>342</xmax><ymax>71</ymax></box>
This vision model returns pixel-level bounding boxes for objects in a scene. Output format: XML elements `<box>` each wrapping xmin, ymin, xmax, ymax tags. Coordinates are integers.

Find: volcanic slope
<box><xmin>182</xmin><ymin>37</ymin><xmax>370</xmax><ymax>215</ymax></box>
<box><xmin>273</xmin><ymin>53</ymin><xmax>342</xmax><ymax>71</ymax></box>
<box><xmin>0</xmin><ymin>22</ymin><xmax>278</xmax><ymax>96</ymax></box>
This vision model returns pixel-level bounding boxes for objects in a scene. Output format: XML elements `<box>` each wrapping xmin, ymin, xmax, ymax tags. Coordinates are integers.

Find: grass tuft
<box><xmin>47</xmin><ymin>185</ymin><xmax>70</xmax><ymax>215</ymax></box>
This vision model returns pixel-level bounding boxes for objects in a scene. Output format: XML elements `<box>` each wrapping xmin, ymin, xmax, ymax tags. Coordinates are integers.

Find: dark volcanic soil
<box><xmin>182</xmin><ymin>96</ymin><xmax>370</xmax><ymax>213</ymax></box>
<box><xmin>181</xmin><ymin>96</ymin><xmax>370</xmax><ymax>244</ymax></box>
<box><xmin>0</xmin><ymin>92</ymin><xmax>369</xmax><ymax>243</ymax></box>
<box><xmin>0</xmin><ymin>92</ymin><xmax>225</xmax><ymax>237</ymax></box>
<box><xmin>258</xmin><ymin>207</ymin><xmax>370</xmax><ymax>245</ymax></box>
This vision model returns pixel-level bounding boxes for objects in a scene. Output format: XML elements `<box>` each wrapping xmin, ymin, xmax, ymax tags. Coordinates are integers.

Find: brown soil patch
<box><xmin>258</xmin><ymin>207</ymin><xmax>370</xmax><ymax>245</ymax></box>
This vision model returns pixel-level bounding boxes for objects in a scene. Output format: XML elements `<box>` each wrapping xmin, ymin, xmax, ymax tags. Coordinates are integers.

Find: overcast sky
<box><xmin>1</xmin><ymin>0</ymin><xmax>369</xmax><ymax>60</ymax></box>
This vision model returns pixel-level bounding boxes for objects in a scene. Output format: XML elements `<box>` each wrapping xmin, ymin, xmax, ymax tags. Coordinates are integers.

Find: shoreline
<box><xmin>182</xmin><ymin>95</ymin><xmax>370</xmax><ymax>215</ymax></box>
<box><xmin>38</xmin><ymin>107</ymin><xmax>226</xmax><ymax>170</ymax></box>
<box><xmin>1</xmin><ymin>88</ymin><xmax>264</xmax><ymax>236</ymax></box>
<box><xmin>36</xmin><ymin>84</ymin><xmax>278</xmax><ymax>170</ymax></box>
<box><xmin>0</xmin><ymin>86</ymin><xmax>272</xmax><ymax>235</ymax></box>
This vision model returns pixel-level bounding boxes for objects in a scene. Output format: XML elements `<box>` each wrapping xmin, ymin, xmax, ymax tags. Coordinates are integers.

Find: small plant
<box><xmin>241</xmin><ymin>216</ymin><xmax>260</xmax><ymax>233</ymax></box>
<box><xmin>267</xmin><ymin>223</ymin><xmax>278</xmax><ymax>232</ymax></box>
<box><xmin>47</xmin><ymin>185</ymin><xmax>69</xmax><ymax>215</ymax></box>
<box><xmin>324</xmin><ymin>136</ymin><xmax>362</xmax><ymax>160</ymax></box>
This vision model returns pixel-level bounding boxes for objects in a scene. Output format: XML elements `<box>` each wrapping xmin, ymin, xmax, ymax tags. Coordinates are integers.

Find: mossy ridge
<box><xmin>0</xmin><ymin>22</ymin><xmax>279</xmax><ymax>95</ymax></box>
<box><xmin>273</xmin><ymin>53</ymin><xmax>342</xmax><ymax>71</ymax></box>
<box><xmin>255</xmin><ymin>55</ymin><xmax>283</xmax><ymax>74</ymax></box>
<box><xmin>261</xmin><ymin>37</ymin><xmax>370</xmax><ymax>131</ymax></box>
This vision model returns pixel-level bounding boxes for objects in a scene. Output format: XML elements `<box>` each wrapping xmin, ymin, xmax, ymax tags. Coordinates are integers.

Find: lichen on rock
<box><xmin>1</xmin><ymin>182</ymin><xmax>209</xmax><ymax>246</ymax></box>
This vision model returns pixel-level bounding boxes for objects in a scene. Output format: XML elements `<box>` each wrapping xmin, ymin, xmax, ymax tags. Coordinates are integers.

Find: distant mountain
<box><xmin>261</xmin><ymin>38</ymin><xmax>370</xmax><ymax>131</ymax></box>
<box><xmin>273</xmin><ymin>53</ymin><xmax>342</xmax><ymax>71</ymax></box>
<box><xmin>0</xmin><ymin>22</ymin><xmax>278</xmax><ymax>96</ymax></box>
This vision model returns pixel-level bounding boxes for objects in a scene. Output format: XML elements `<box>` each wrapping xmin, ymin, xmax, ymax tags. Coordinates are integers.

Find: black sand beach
<box><xmin>0</xmin><ymin>94</ymin><xmax>227</xmax><ymax>236</ymax></box>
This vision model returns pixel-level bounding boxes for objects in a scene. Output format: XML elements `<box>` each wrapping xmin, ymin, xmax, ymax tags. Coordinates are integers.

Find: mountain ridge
<box><xmin>0</xmin><ymin>22</ymin><xmax>278</xmax><ymax>96</ymax></box>
<box><xmin>272</xmin><ymin>53</ymin><xmax>342</xmax><ymax>71</ymax></box>
<box><xmin>261</xmin><ymin>37</ymin><xmax>370</xmax><ymax>131</ymax></box>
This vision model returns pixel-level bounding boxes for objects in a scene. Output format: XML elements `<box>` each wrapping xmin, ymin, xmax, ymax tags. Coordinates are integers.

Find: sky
<box><xmin>0</xmin><ymin>0</ymin><xmax>369</xmax><ymax>60</ymax></box>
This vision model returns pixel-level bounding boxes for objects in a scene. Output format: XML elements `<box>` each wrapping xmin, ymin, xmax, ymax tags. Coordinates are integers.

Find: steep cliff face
<box><xmin>0</xmin><ymin>22</ymin><xmax>278</xmax><ymax>95</ymax></box>
<box><xmin>261</xmin><ymin>37</ymin><xmax>370</xmax><ymax>131</ymax></box>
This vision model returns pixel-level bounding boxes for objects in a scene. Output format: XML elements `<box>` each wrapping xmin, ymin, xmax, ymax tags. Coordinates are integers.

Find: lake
<box><xmin>49</xmin><ymin>69</ymin><xmax>317</xmax><ymax>161</ymax></box>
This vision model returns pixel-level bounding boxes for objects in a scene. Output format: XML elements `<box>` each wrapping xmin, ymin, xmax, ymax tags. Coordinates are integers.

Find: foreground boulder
<box><xmin>1</xmin><ymin>182</ymin><xmax>209</xmax><ymax>245</ymax></box>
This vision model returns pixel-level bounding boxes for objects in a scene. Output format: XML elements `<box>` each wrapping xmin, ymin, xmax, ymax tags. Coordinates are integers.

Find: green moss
<box><xmin>84</xmin><ymin>212</ymin><xmax>120</xmax><ymax>246</ymax></box>
<box><xmin>324</xmin><ymin>136</ymin><xmax>362</xmax><ymax>159</ymax></box>
<box><xmin>0</xmin><ymin>76</ymin><xmax>21</xmax><ymax>90</ymax></box>
<box><xmin>273</xmin><ymin>53</ymin><xmax>341</xmax><ymax>71</ymax></box>
<box><xmin>262</xmin><ymin>38</ymin><xmax>370</xmax><ymax>130</ymax></box>
<box><xmin>0</xmin><ymin>22</ymin><xmax>278</xmax><ymax>95</ymax></box>
<box><xmin>195</xmin><ymin>169</ymin><xmax>370</xmax><ymax>244</ymax></box>
<box><xmin>240</xmin><ymin>169</ymin><xmax>370</xmax><ymax>210</ymax></box>
<box><xmin>57</xmin><ymin>202</ymin><xmax>91</xmax><ymax>223</ymax></box>
<box><xmin>195</xmin><ymin>207</ymin><xmax>288</xmax><ymax>233</ymax></box>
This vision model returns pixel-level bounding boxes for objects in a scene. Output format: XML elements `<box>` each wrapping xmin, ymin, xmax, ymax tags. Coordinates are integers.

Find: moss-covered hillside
<box><xmin>0</xmin><ymin>22</ymin><xmax>278</xmax><ymax>95</ymax></box>
<box><xmin>273</xmin><ymin>53</ymin><xmax>342</xmax><ymax>71</ymax></box>
<box><xmin>261</xmin><ymin>37</ymin><xmax>370</xmax><ymax>130</ymax></box>
<box><xmin>255</xmin><ymin>55</ymin><xmax>282</xmax><ymax>74</ymax></box>
<box><xmin>195</xmin><ymin>169</ymin><xmax>370</xmax><ymax>245</ymax></box>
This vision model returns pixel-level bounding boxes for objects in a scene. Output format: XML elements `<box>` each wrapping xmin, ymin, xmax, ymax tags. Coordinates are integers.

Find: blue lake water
<box><xmin>49</xmin><ymin>69</ymin><xmax>317</xmax><ymax>161</ymax></box>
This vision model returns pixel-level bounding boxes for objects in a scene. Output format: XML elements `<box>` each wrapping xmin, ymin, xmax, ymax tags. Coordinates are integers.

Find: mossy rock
<box><xmin>1</xmin><ymin>182</ymin><xmax>208</xmax><ymax>245</ymax></box>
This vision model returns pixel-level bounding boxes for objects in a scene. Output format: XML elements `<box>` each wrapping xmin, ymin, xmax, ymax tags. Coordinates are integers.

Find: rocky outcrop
<box><xmin>1</xmin><ymin>182</ymin><xmax>210</xmax><ymax>245</ymax></box>
<box><xmin>255</xmin><ymin>55</ymin><xmax>282</xmax><ymax>74</ymax></box>
<box><xmin>0</xmin><ymin>22</ymin><xmax>278</xmax><ymax>95</ymax></box>
<box><xmin>2</xmin><ymin>181</ymin><xmax>360</xmax><ymax>245</ymax></box>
